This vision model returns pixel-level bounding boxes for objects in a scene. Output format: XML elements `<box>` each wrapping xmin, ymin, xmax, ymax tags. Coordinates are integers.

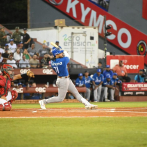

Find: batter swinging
<box><xmin>39</xmin><ymin>48</ymin><xmax>97</xmax><ymax>110</ymax></box>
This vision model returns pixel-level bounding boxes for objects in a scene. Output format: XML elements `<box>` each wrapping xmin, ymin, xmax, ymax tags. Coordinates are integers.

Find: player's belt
<box><xmin>58</xmin><ymin>75</ymin><xmax>70</xmax><ymax>78</ymax></box>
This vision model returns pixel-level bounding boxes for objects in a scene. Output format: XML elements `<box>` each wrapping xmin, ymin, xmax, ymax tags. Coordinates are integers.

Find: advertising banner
<box><xmin>44</xmin><ymin>0</ymin><xmax>147</xmax><ymax>64</ymax></box>
<box><xmin>106</xmin><ymin>55</ymin><xmax>144</xmax><ymax>73</ymax></box>
<box><xmin>122</xmin><ymin>83</ymin><xmax>147</xmax><ymax>91</ymax></box>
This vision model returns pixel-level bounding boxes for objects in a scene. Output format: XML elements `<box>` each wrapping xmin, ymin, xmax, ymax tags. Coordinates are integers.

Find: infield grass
<box><xmin>0</xmin><ymin>117</ymin><xmax>147</xmax><ymax>147</ymax></box>
<box><xmin>12</xmin><ymin>101</ymin><xmax>147</xmax><ymax>109</ymax></box>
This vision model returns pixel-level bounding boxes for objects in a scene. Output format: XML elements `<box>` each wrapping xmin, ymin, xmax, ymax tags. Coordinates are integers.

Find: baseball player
<box><xmin>75</xmin><ymin>73</ymin><xmax>85</xmax><ymax>96</ymax></box>
<box><xmin>92</xmin><ymin>69</ymin><xmax>104</xmax><ymax>102</ymax></box>
<box><xmin>75</xmin><ymin>73</ymin><xmax>85</xmax><ymax>87</ymax></box>
<box><xmin>101</xmin><ymin>74</ymin><xmax>115</xmax><ymax>102</ymax></box>
<box><xmin>83</xmin><ymin>71</ymin><xmax>92</xmax><ymax>101</ymax></box>
<box><xmin>39</xmin><ymin>48</ymin><xmax>97</xmax><ymax>109</ymax></box>
<box><xmin>0</xmin><ymin>64</ymin><xmax>34</xmax><ymax>111</ymax></box>
<box><xmin>103</xmin><ymin>65</ymin><xmax>113</xmax><ymax>78</ymax></box>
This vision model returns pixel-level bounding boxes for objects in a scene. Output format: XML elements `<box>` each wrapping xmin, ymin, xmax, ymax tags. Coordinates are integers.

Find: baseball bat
<box><xmin>50</xmin><ymin>42</ymin><xmax>59</xmax><ymax>48</ymax></box>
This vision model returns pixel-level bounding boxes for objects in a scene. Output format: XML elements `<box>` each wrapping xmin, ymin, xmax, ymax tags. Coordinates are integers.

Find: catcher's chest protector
<box><xmin>0</xmin><ymin>76</ymin><xmax>11</xmax><ymax>97</ymax></box>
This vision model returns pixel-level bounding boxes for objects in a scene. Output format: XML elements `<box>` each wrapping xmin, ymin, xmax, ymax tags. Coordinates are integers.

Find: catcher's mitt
<box><xmin>27</xmin><ymin>70</ymin><xmax>35</xmax><ymax>78</ymax></box>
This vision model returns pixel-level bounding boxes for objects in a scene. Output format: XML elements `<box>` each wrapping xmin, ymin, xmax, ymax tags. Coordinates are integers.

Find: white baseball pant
<box><xmin>43</xmin><ymin>77</ymin><xmax>91</xmax><ymax>106</ymax></box>
<box><xmin>84</xmin><ymin>88</ymin><xmax>91</xmax><ymax>101</ymax></box>
<box><xmin>93</xmin><ymin>85</ymin><xmax>102</xmax><ymax>102</ymax></box>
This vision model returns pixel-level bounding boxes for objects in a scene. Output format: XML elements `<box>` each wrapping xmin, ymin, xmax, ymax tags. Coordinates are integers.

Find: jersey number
<box><xmin>53</xmin><ymin>67</ymin><xmax>59</xmax><ymax>74</ymax></box>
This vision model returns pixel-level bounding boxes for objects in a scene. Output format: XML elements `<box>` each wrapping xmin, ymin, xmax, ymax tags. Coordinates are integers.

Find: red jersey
<box><xmin>0</xmin><ymin>75</ymin><xmax>11</xmax><ymax>97</ymax></box>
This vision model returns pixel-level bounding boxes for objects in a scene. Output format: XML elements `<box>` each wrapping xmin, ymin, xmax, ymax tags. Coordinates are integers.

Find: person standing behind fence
<box><xmin>83</xmin><ymin>71</ymin><xmax>92</xmax><ymax>101</ymax></box>
<box><xmin>92</xmin><ymin>69</ymin><xmax>104</xmax><ymax>102</ymax></box>
<box><xmin>113</xmin><ymin>60</ymin><xmax>131</xmax><ymax>82</ymax></box>
<box><xmin>11</xmin><ymin>27</ymin><xmax>23</xmax><ymax>45</ymax></box>
<box><xmin>0</xmin><ymin>27</ymin><xmax>7</xmax><ymax>48</ymax></box>
<box><xmin>22</xmin><ymin>28</ymin><xmax>31</xmax><ymax>49</ymax></box>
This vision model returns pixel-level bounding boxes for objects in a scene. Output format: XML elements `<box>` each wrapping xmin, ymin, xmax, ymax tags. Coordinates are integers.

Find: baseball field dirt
<box><xmin>0</xmin><ymin>107</ymin><xmax>147</xmax><ymax>118</ymax></box>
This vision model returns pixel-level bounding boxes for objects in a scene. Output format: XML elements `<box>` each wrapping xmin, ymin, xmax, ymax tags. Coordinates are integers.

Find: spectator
<box><xmin>0</xmin><ymin>45</ymin><xmax>4</xmax><ymax>54</ymax></box>
<box><xmin>30</xmin><ymin>82</ymin><xmax>42</xmax><ymax>99</ymax></box>
<box><xmin>11</xmin><ymin>27</ymin><xmax>23</xmax><ymax>45</ymax></box>
<box><xmin>23</xmin><ymin>48</ymin><xmax>31</xmax><ymax>60</ymax></box>
<box><xmin>92</xmin><ymin>69</ymin><xmax>104</xmax><ymax>102</ymax></box>
<box><xmin>2</xmin><ymin>48</ymin><xmax>9</xmax><ymax>59</ymax></box>
<box><xmin>113</xmin><ymin>60</ymin><xmax>131</xmax><ymax>82</ymax></box>
<box><xmin>0</xmin><ymin>27</ymin><xmax>7</xmax><ymax>48</ymax></box>
<box><xmin>6</xmin><ymin>54</ymin><xmax>17</xmax><ymax>68</ymax></box>
<box><xmin>8</xmin><ymin>39</ymin><xmax>17</xmax><ymax>53</ymax></box>
<box><xmin>52</xmin><ymin>41</ymin><xmax>62</xmax><ymax>50</ymax></box>
<box><xmin>134</xmin><ymin>69</ymin><xmax>145</xmax><ymax>83</ymax></box>
<box><xmin>18</xmin><ymin>42</ymin><xmax>24</xmax><ymax>53</ymax></box>
<box><xmin>29</xmin><ymin>55</ymin><xmax>40</xmax><ymax>68</ymax></box>
<box><xmin>103</xmin><ymin>65</ymin><xmax>113</xmax><ymax>78</ymax></box>
<box><xmin>23</xmin><ymin>82</ymin><xmax>31</xmax><ymax>99</ymax></box>
<box><xmin>28</xmin><ymin>44</ymin><xmax>37</xmax><ymax>57</ymax></box>
<box><xmin>4</xmin><ymin>43</ymin><xmax>9</xmax><ymax>50</ymax></box>
<box><xmin>38</xmin><ymin>44</ymin><xmax>51</xmax><ymax>57</ymax></box>
<box><xmin>97</xmin><ymin>61</ymin><xmax>103</xmax><ymax>73</ymax></box>
<box><xmin>41</xmin><ymin>54</ymin><xmax>52</xmax><ymax>68</ymax></box>
<box><xmin>19</xmin><ymin>55</ymin><xmax>30</xmax><ymax>68</ymax></box>
<box><xmin>98</xmin><ymin>61</ymin><xmax>102</xmax><ymax>68</ymax></box>
<box><xmin>83</xmin><ymin>71</ymin><xmax>92</xmax><ymax>101</ymax></box>
<box><xmin>22</xmin><ymin>28</ymin><xmax>31</xmax><ymax>49</ymax></box>
<box><xmin>14</xmin><ymin>48</ymin><xmax>23</xmax><ymax>62</ymax></box>
<box><xmin>0</xmin><ymin>53</ymin><xmax>3</xmax><ymax>63</ymax></box>
<box><xmin>101</xmin><ymin>75</ymin><xmax>115</xmax><ymax>102</ymax></box>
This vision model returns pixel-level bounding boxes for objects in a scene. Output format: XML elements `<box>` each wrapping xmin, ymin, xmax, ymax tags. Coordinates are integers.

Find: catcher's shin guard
<box><xmin>3</xmin><ymin>102</ymin><xmax>12</xmax><ymax>111</ymax></box>
<box><xmin>0</xmin><ymin>104</ymin><xmax>4</xmax><ymax>111</ymax></box>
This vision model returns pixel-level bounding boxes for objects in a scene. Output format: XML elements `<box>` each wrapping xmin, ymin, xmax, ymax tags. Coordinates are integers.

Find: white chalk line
<box><xmin>0</xmin><ymin>116</ymin><xmax>144</xmax><ymax>118</ymax></box>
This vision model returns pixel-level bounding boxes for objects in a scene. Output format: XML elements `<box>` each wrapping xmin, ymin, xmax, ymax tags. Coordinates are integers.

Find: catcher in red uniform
<box><xmin>0</xmin><ymin>64</ymin><xmax>34</xmax><ymax>111</ymax></box>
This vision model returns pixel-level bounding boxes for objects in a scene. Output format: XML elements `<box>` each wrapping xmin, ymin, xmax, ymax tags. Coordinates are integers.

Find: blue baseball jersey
<box><xmin>111</xmin><ymin>78</ymin><xmax>122</xmax><ymax>87</ymax></box>
<box><xmin>83</xmin><ymin>76</ymin><xmax>92</xmax><ymax>88</ymax></box>
<box><xmin>103</xmin><ymin>70</ymin><xmax>113</xmax><ymax>78</ymax></box>
<box><xmin>51</xmin><ymin>57</ymin><xmax>69</xmax><ymax>77</ymax></box>
<box><xmin>102</xmin><ymin>78</ymin><xmax>114</xmax><ymax>87</ymax></box>
<box><xmin>134</xmin><ymin>75</ymin><xmax>144</xmax><ymax>83</ymax></box>
<box><xmin>92</xmin><ymin>73</ymin><xmax>104</xmax><ymax>85</ymax></box>
<box><xmin>75</xmin><ymin>78</ymin><xmax>85</xmax><ymax>87</ymax></box>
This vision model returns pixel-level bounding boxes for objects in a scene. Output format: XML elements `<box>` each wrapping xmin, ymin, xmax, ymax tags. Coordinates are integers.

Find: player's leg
<box><xmin>0</xmin><ymin>98</ymin><xmax>12</xmax><ymax>111</ymax></box>
<box><xmin>68</xmin><ymin>79</ymin><xmax>97</xmax><ymax>108</ymax></box>
<box><xmin>103</xmin><ymin>87</ymin><xmax>110</xmax><ymax>102</ymax></box>
<box><xmin>84</xmin><ymin>88</ymin><xmax>91</xmax><ymax>101</ymax></box>
<box><xmin>93</xmin><ymin>86</ymin><xmax>98</xmax><ymax>102</ymax></box>
<box><xmin>97</xmin><ymin>85</ymin><xmax>102</xmax><ymax>102</ymax></box>
<box><xmin>110</xmin><ymin>89</ymin><xmax>115</xmax><ymax>101</ymax></box>
<box><xmin>39</xmin><ymin>78</ymin><xmax>69</xmax><ymax>109</ymax></box>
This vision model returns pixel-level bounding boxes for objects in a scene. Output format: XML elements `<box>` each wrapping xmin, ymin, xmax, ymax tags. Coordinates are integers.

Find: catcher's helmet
<box><xmin>1</xmin><ymin>64</ymin><xmax>14</xmax><ymax>80</ymax></box>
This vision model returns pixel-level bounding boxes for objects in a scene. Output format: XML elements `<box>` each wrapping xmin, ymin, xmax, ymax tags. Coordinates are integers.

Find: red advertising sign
<box><xmin>106</xmin><ymin>55</ymin><xmax>144</xmax><ymax>73</ymax></box>
<box><xmin>44</xmin><ymin>0</ymin><xmax>147</xmax><ymax>64</ymax></box>
<box><xmin>143</xmin><ymin>0</ymin><xmax>147</xmax><ymax>20</ymax></box>
<box><xmin>122</xmin><ymin>83</ymin><xmax>147</xmax><ymax>91</ymax></box>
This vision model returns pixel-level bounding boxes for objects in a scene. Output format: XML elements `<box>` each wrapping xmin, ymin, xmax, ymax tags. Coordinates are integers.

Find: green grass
<box><xmin>0</xmin><ymin>117</ymin><xmax>147</xmax><ymax>147</ymax></box>
<box><xmin>12</xmin><ymin>101</ymin><xmax>147</xmax><ymax>109</ymax></box>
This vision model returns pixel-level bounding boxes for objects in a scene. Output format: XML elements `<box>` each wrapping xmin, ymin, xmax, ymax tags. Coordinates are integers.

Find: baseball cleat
<box><xmin>39</xmin><ymin>100</ymin><xmax>46</xmax><ymax>110</ymax></box>
<box><xmin>105</xmin><ymin>98</ymin><xmax>110</xmax><ymax>102</ymax></box>
<box><xmin>85</xmin><ymin>104</ymin><xmax>98</xmax><ymax>110</ymax></box>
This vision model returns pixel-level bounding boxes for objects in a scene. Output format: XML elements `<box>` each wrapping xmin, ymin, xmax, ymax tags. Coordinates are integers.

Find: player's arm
<box><xmin>13</xmin><ymin>71</ymin><xmax>35</xmax><ymax>81</ymax></box>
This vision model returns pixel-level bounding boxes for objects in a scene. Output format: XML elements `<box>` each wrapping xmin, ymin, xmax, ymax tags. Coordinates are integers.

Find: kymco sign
<box><xmin>44</xmin><ymin>0</ymin><xmax>147</xmax><ymax>64</ymax></box>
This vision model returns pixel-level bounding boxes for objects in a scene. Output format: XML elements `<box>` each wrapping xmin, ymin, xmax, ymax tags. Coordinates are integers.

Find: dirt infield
<box><xmin>0</xmin><ymin>107</ymin><xmax>147</xmax><ymax>118</ymax></box>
